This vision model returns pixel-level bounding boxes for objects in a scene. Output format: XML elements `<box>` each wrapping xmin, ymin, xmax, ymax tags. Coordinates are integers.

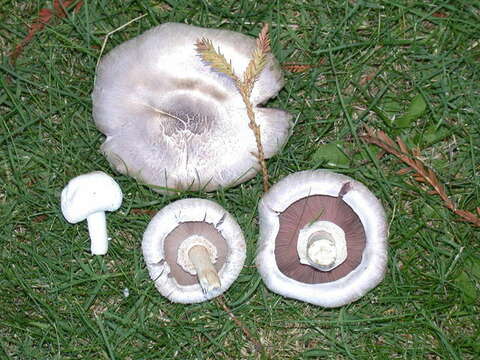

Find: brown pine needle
<box><xmin>10</xmin><ymin>0</ymin><xmax>84</xmax><ymax>63</ymax></box>
<box><xmin>396</xmin><ymin>168</ymin><xmax>412</xmax><ymax>175</ymax></box>
<box><xmin>282</xmin><ymin>63</ymin><xmax>315</xmax><ymax>73</ymax></box>
<box><xmin>195</xmin><ymin>24</ymin><xmax>272</xmax><ymax>192</ymax></box>
<box><xmin>363</xmin><ymin>126</ymin><xmax>480</xmax><ymax>227</ymax></box>
<box><xmin>216</xmin><ymin>296</ymin><xmax>264</xmax><ymax>354</ymax></box>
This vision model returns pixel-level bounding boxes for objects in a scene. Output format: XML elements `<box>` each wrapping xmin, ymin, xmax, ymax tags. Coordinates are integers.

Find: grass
<box><xmin>1</xmin><ymin>0</ymin><xmax>479</xmax><ymax>358</ymax></box>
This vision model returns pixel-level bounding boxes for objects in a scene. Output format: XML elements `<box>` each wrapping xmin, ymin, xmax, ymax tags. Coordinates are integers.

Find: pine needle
<box><xmin>216</xmin><ymin>296</ymin><xmax>264</xmax><ymax>354</ymax></box>
<box><xmin>195</xmin><ymin>24</ymin><xmax>271</xmax><ymax>192</ymax></box>
<box><xmin>282</xmin><ymin>63</ymin><xmax>315</xmax><ymax>73</ymax></box>
<box><xmin>363</xmin><ymin>126</ymin><xmax>480</xmax><ymax>227</ymax></box>
<box><xmin>242</xmin><ymin>23</ymin><xmax>271</xmax><ymax>96</ymax></box>
<box><xmin>195</xmin><ymin>38</ymin><xmax>240</xmax><ymax>83</ymax></box>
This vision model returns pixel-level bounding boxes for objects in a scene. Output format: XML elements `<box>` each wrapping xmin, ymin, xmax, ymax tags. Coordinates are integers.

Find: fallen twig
<box><xmin>363</xmin><ymin>126</ymin><xmax>480</xmax><ymax>227</ymax></box>
<box><xmin>130</xmin><ymin>208</ymin><xmax>156</xmax><ymax>216</ymax></box>
<box><xmin>282</xmin><ymin>63</ymin><xmax>315</xmax><ymax>73</ymax></box>
<box><xmin>216</xmin><ymin>296</ymin><xmax>264</xmax><ymax>354</ymax></box>
<box><xmin>10</xmin><ymin>0</ymin><xmax>84</xmax><ymax>63</ymax></box>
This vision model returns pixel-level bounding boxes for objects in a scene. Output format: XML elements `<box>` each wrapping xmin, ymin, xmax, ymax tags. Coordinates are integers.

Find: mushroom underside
<box><xmin>164</xmin><ymin>221</ymin><xmax>228</xmax><ymax>286</ymax></box>
<box><xmin>275</xmin><ymin>194</ymin><xmax>366</xmax><ymax>284</ymax></box>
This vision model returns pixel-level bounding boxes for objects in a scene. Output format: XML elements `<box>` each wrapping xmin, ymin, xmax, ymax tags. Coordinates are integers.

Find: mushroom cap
<box><xmin>256</xmin><ymin>170</ymin><xmax>388</xmax><ymax>307</ymax></box>
<box><xmin>61</xmin><ymin>171</ymin><xmax>123</xmax><ymax>223</ymax></box>
<box><xmin>92</xmin><ymin>22</ymin><xmax>292</xmax><ymax>193</ymax></box>
<box><xmin>142</xmin><ymin>198</ymin><xmax>246</xmax><ymax>303</ymax></box>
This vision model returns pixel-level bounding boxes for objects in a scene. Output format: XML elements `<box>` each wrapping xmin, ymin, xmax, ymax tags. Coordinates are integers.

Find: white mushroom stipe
<box><xmin>307</xmin><ymin>236</ymin><xmax>336</xmax><ymax>267</ymax></box>
<box><xmin>61</xmin><ymin>171</ymin><xmax>123</xmax><ymax>255</ymax></box>
<box><xmin>142</xmin><ymin>198</ymin><xmax>246</xmax><ymax>303</ymax></box>
<box><xmin>176</xmin><ymin>235</ymin><xmax>218</xmax><ymax>275</ymax></box>
<box><xmin>93</xmin><ymin>23</ymin><xmax>292</xmax><ymax>193</ymax></box>
<box><xmin>176</xmin><ymin>235</ymin><xmax>221</xmax><ymax>293</ymax></box>
<box><xmin>297</xmin><ymin>220</ymin><xmax>347</xmax><ymax>271</ymax></box>
<box><xmin>87</xmin><ymin>212</ymin><xmax>108</xmax><ymax>255</ymax></box>
<box><xmin>188</xmin><ymin>245</ymin><xmax>221</xmax><ymax>294</ymax></box>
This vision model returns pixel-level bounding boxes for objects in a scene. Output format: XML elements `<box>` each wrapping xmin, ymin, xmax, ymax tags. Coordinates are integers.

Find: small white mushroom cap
<box><xmin>256</xmin><ymin>170</ymin><xmax>388</xmax><ymax>307</ymax></box>
<box><xmin>61</xmin><ymin>171</ymin><xmax>123</xmax><ymax>255</ymax></box>
<box><xmin>93</xmin><ymin>22</ymin><xmax>292</xmax><ymax>193</ymax></box>
<box><xmin>142</xmin><ymin>198</ymin><xmax>246</xmax><ymax>303</ymax></box>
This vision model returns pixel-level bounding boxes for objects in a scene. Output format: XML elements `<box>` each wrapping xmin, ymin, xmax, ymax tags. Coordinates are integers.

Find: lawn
<box><xmin>1</xmin><ymin>0</ymin><xmax>479</xmax><ymax>358</ymax></box>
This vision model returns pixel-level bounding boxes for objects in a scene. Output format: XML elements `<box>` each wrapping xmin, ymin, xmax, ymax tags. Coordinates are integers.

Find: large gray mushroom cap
<box><xmin>256</xmin><ymin>170</ymin><xmax>388</xmax><ymax>307</ymax></box>
<box><xmin>93</xmin><ymin>22</ymin><xmax>291</xmax><ymax>193</ymax></box>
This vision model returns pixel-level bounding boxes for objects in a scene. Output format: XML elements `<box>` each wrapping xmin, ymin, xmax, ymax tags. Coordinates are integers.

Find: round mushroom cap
<box><xmin>92</xmin><ymin>22</ymin><xmax>292</xmax><ymax>193</ymax></box>
<box><xmin>142</xmin><ymin>198</ymin><xmax>246</xmax><ymax>303</ymax></box>
<box><xmin>61</xmin><ymin>171</ymin><xmax>123</xmax><ymax>223</ymax></box>
<box><xmin>256</xmin><ymin>170</ymin><xmax>388</xmax><ymax>307</ymax></box>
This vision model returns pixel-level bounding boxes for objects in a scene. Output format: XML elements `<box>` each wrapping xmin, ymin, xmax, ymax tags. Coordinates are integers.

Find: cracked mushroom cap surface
<box><xmin>256</xmin><ymin>170</ymin><xmax>388</xmax><ymax>307</ymax></box>
<box><xmin>142</xmin><ymin>198</ymin><xmax>246</xmax><ymax>303</ymax></box>
<box><xmin>93</xmin><ymin>22</ymin><xmax>292</xmax><ymax>193</ymax></box>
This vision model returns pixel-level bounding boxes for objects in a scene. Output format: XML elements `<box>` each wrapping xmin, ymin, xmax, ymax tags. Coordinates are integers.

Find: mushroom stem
<box><xmin>87</xmin><ymin>212</ymin><xmax>108</xmax><ymax>255</ymax></box>
<box><xmin>188</xmin><ymin>245</ymin><xmax>221</xmax><ymax>293</ymax></box>
<box><xmin>306</xmin><ymin>231</ymin><xmax>337</xmax><ymax>269</ymax></box>
<box><xmin>297</xmin><ymin>221</ymin><xmax>348</xmax><ymax>272</ymax></box>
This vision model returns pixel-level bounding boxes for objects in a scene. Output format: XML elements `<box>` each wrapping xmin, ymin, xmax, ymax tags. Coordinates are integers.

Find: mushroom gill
<box><xmin>275</xmin><ymin>193</ymin><xmax>366</xmax><ymax>284</ymax></box>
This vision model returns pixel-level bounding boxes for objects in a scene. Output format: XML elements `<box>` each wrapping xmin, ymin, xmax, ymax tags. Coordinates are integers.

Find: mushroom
<box><xmin>92</xmin><ymin>22</ymin><xmax>291</xmax><ymax>193</ymax></box>
<box><xmin>61</xmin><ymin>171</ymin><xmax>123</xmax><ymax>255</ymax></box>
<box><xmin>256</xmin><ymin>170</ymin><xmax>388</xmax><ymax>307</ymax></box>
<box><xmin>142</xmin><ymin>198</ymin><xmax>246</xmax><ymax>303</ymax></box>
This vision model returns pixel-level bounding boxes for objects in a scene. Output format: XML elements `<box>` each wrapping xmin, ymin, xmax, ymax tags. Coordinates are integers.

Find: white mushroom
<box><xmin>92</xmin><ymin>22</ymin><xmax>291</xmax><ymax>193</ymax></box>
<box><xmin>61</xmin><ymin>171</ymin><xmax>123</xmax><ymax>255</ymax></box>
<box><xmin>256</xmin><ymin>170</ymin><xmax>388</xmax><ymax>307</ymax></box>
<box><xmin>142</xmin><ymin>198</ymin><xmax>246</xmax><ymax>303</ymax></box>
